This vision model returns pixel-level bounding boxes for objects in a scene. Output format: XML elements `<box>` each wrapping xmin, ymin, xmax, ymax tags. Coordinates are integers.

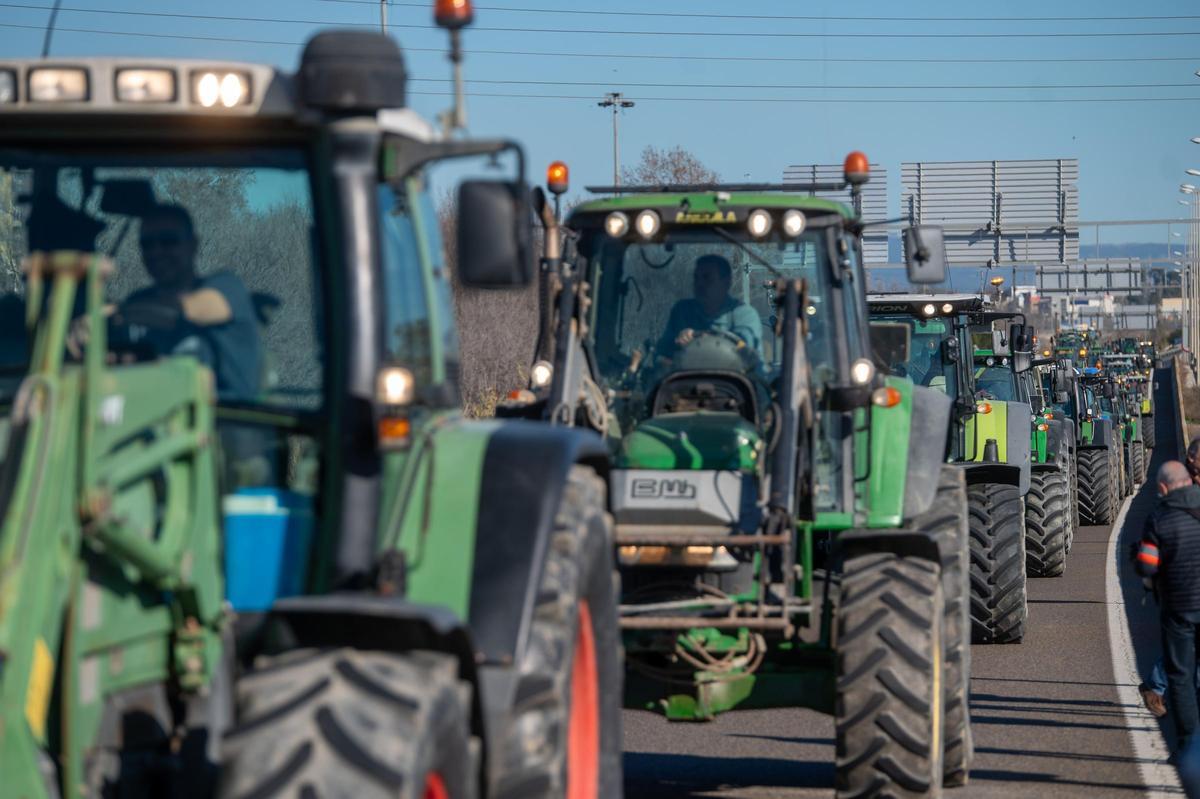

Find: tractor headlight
<box><xmin>192</xmin><ymin>70</ymin><xmax>250</xmax><ymax>108</ymax></box>
<box><xmin>28</xmin><ymin>68</ymin><xmax>88</xmax><ymax>102</ymax></box>
<box><xmin>377</xmin><ymin>366</ymin><xmax>415</xmax><ymax>406</ymax></box>
<box><xmin>781</xmin><ymin>209</ymin><xmax>806</xmax><ymax>237</ymax></box>
<box><xmin>851</xmin><ymin>357</ymin><xmax>875</xmax><ymax>385</ymax></box>
<box><xmin>530</xmin><ymin>359</ymin><xmax>554</xmax><ymax>389</ymax></box>
<box><xmin>635</xmin><ymin>209</ymin><xmax>661</xmax><ymax>239</ymax></box>
<box><xmin>116</xmin><ymin>68</ymin><xmax>176</xmax><ymax>103</ymax></box>
<box><xmin>922</xmin><ymin>303</ymin><xmax>936</xmax><ymax>316</ymax></box>
<box><xmin>747</xmin><ymin>209</ymin><xmax>772</xmax><ymax>239</ymax></box>
<box><xmin>0</xmin><ymin>70</ymin><xmax>15</xmax><ymax>103</ymax></box>
<box><xmin>604</xmin><ymin>211</ymin><xmax>629</xmax><ymax>238</ymax></box>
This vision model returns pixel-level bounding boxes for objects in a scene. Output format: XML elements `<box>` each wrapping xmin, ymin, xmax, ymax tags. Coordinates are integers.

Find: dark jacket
<box><xmin>1137</xmin><ymin>484</ymin><xmax>1200</xmax><ymax>613</ymax></box>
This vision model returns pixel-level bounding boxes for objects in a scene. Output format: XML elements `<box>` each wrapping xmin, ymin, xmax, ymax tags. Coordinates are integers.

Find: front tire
<box><xmin>1025</xmin><ymin>469</ymin><xmax>1070</xmax><ymax>578</ymax></box>
<box><xmin>1077</xmin><ymin>448</ymin><xmax>1115</xmax><ymax>525</ymax></box>
<box><xmin>836</xmin><ymin>552</ymin><xmax>945</xmax><ymax>799</ymax></box>
<box><xmin>492</xmin><ymin>466</ymin><xmax>622</xmax><ymax>799</ymax></box>
<box><xmin>967</xmin><ymin>483</ymin><xmax>1027</xmax><ymax>644</ymax></box>
<box><xmin>219</xmin><ymin>649</ymin><xmax>477</xmax><ymax>799</ymax></box>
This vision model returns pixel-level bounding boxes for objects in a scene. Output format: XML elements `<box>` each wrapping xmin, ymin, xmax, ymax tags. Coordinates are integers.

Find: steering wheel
<box><xmin>688</xmin><ymin>328</ymin><xmax>748</xmax><ymax>349</ymax></box>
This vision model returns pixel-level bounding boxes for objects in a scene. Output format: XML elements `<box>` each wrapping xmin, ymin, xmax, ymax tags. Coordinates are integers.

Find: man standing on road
<box><xmin>1135</xmin><ymin>460</ymin><xmax>1200</xmax><ymax>755</ymax></box>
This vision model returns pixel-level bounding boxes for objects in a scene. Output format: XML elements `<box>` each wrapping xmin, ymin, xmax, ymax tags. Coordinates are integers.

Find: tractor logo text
<box><xmin>631</xmin><ymin>478</ymin><xmax>697</xmax><ymax>500</ymax></box>
<box><xmin>675</xmin><ymin>210</ymin><xmax>736</xmax><ymax>224</ymax></box>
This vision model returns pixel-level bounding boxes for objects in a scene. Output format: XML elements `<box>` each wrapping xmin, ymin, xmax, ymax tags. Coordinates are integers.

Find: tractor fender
<box><xmin>265</xmin><ymin>594</ymin><xmax>478</xmax><ymax>674</ymax></box>
<box><xmin>957</xmin><ymin>461</ymin><xmax>1025</xmax><ymax>490</ymax></box>
<box><xmin>1006</xmin><ymin>401</ymin><xmax>1033</xmax><ymax>494</ymax></box>
<box><xmin>835</xmin><ymin>527</ymin><xmax>940</xmax><ymax>565</ymax></box>
<box><xmin>1081</xmin><ymin>418</ymin><xmax>1115</xmax><ymax>449</ymax></box>
<box><xmin>1043</xmin><ymin>417</ymin><xmax>1068</xmax><ymax>465</ymax></box>
<box><xmin>902</xmin><ymin>385</ymin><xmax>953</xmax><ymax>521</ymax></box>
<box><xmin>467</xmin><ymin>420</ymin><xmax>609</xmax><ymax>667</ymax></box>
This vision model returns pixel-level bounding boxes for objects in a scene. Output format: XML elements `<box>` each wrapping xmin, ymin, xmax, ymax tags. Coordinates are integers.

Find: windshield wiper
<box><xmin>710</xmin><ymin>226</ymin><xmax>784</xmax><ymax>279</ymax></box>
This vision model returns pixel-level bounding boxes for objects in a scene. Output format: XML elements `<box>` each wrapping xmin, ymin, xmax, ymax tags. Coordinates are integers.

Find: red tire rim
<box><xmin>566</xmin><ymin>600</ymin><xmax>600</xmax><ymax>799</ymax></box>
<box><xmin>423</xmin><ymin>772</ymin><xmax>449</xmax><ymax>799</ymax></box>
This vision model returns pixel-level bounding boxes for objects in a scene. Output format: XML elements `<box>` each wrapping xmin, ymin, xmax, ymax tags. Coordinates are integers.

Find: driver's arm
<box><xmin>729</xmin><ymin>304</ymin><xmax>763</xmax><ymax>354</ymax></box>
<box><xmin>181</xmin><ymin>288</ymin><xmax>232</xmax><ymax>326</ymax></box>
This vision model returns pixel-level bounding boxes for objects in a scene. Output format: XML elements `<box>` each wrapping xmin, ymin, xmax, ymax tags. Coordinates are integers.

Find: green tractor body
<box><xmin>869</xmin><ymin>295</ymin><xmax>1035</xmax><ymax>639</ymax></box>
<box><xmin>0</xmin><ymin>29</ymin><xmax>622</xmax><ymax>799</ymax></box>
<box><xmin>507</xmin><ymin>172</ymin><xmax>972</xmax><ymax>794</ymax></box>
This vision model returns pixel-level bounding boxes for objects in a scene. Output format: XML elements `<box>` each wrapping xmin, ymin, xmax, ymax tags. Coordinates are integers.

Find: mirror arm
<box><xmin>384</xmin><ymin>137</ymin><xmax>526</xmax><ymax>184</ymax></box>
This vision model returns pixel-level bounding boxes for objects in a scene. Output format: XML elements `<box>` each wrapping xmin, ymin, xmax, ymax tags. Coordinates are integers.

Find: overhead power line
<box><xmin>407</xmin><ymin>91</ymin><xmax>1200</xmax><ymax>104</ymax></box>
<box><xmin>3</xmin><ymin>21</ymin><xmax>1197</xmax><ymax>65</ymax></box>
<box><xmin>313</xmin><ymin>0</ymin><xmax>1200</xmax><ymax>23</ymax></box>
<box><xmin>4</xmin><ymin>3</ymin><xmax>1200</xmax><ymax>38</ymax></box>
<box><xmin>420</xmin><ymin>78</ymin><xmax>1200</xmax><ymax>91</ymax></box>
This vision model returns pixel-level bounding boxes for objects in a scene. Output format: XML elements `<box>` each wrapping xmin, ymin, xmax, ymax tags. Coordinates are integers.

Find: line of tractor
<box><xmin>0</xmin><ymin>3</ymin><xmax>1164</xmax><ymax>798</ymax></box>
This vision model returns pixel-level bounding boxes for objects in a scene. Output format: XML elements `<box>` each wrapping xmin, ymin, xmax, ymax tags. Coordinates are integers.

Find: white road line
<box><xmin>1105</xmin><ymin>494</ymin><xmax>1185</xmax><ymax>796</ymax></box>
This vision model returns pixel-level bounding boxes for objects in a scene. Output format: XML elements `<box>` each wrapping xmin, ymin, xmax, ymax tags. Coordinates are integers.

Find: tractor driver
<box><xmin>71</xmin><ymin>204</ymin><xmax>262</xmax><ymax>401</ymax></box>
<box><xmin>657</xmin><ymin>254</ymin><xmax>762</xmax><ymax>363</ymax></box>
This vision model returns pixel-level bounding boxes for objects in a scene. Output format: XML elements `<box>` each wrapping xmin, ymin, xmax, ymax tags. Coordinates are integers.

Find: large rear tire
<box><xmin>492</xmin><ymin>465</ymin><xmax>623</xmax><ymax>799</ymax></box>
<box><xmin>1025</xmin><ymin>469</ymin><xmax>1070</xmax><ymax>578</ymax></box>
<box><xmin>1132</xmin><ymin>441</ymin><xmax>1146</xmax><ymax>485</ymax></box>
<box><xmin>219</xmin><ymin>649</ymin><xmax>477</xmax><ymax>799</ymax></box>
<box><xmin>1144</xmin><ymin>415</ymin><xmax>1157</xmax><ymax>451</ymax></box>
<box><xmin>1077</xmin><ymin>448</ymin><xmax>1115</xmax><ymax>526</ymax></box>
<box><xmin>967</xmin><ymin>483</ymin><xmax>1027</xmax><ymax>644</ymax></box>
<box><xmin>836</xmin><ymin>552</ymin><xmax>945</xmax><ymax>799</ymax></box>
<box><xmin>909</xmin><ymin>466</ymin><xmax>972</xmax><ymax>785</ymax></box>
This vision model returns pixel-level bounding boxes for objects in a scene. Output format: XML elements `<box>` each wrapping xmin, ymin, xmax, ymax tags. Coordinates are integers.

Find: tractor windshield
<box><xmin>0</xmin><ymin>148</ymin><xmax>323</xmax><ymax>410</ymax></box>
<box><xmin>586</xmin><ymin>226</ymin><xmax>836</xmax><ymax>409</ymax></box>
<box><xmin>974</xmin><ymin>366</ymin><xmax>1020</xmax><ymax>402</ymax></box>
<box><xmin>869</xmin><ymin>317</ymin><xmax>957</xmax><ymax>401</ymax></box>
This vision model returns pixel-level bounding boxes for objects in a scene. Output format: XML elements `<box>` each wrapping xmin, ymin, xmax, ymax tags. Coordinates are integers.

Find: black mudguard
<box><xmin>957</xmin><ymin>461</ymin><xmax>1024</xmax><ymax>489</ymax></box>
<box><xmin>903</xmin><ymin>385</ymin><xmax>953</xmax><ymax>520</ymax></box>
<box><xmin>836</xmin><ymin>527</ymin><xmax>940</xmax><ymax>565</ymax></box>
<box><xmin>467</xmin><ymin>420</ymin><xmax>609</xmax><ymax>666</ymax></box>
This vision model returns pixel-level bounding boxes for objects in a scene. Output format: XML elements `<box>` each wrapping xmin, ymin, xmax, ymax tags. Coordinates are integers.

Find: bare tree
<box><xmin>621</xmin><ymin>145</ymin><xmax>719</xmax><ymax>186</ymax></box>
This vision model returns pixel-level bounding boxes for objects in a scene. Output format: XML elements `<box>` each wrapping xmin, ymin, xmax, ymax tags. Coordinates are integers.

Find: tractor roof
<box><xmin>571</xmin><ymin>192</ymin><xmax>854</xmax><ymax>221</ymax></box>
<box><xmin>867</xmin><ymin>293</ymin><xmax>984</xmax><ymax>316</ymax></box>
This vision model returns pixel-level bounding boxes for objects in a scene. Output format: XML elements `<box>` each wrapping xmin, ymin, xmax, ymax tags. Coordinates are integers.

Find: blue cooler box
<box><xmin>223</xmin><ymin>488</ymin><xmax>314</xmax><ymax>611</ymax></box>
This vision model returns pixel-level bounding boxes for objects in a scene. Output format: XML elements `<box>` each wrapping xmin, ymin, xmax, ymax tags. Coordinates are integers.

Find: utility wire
<box><xmin>311</xmin><ymin>0</ymin><xmax>1200</xmax><ymax>23</ymax></box>
<box><xmin>4</xmin><ymin>21</ymin><xmax>1197</xmax><ymax>64</ymax></box>
<box><xmin>4</xmin><ymin>3</ymin><xmax>1200</xmax><ymax>38</ymax></box>
<box><xmin>407</xmin><ymin>90</ymin><xmax>1200</xmax><ymax>104</ymax></box>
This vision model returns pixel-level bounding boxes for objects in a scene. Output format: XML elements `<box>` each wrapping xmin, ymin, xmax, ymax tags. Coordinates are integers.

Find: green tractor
<box><xmin>1072</xmin><ymin>370</ymin><xmax>1125</xmax><ymax>525</ymax></box>
<box><xmin>0</xmin><ymin>20</ymin><xmax>625</xmax><ymax>799</ymax></box>
<box><xmin>867</xmin><ymin>296</ymin><xmax>1032</xmax><ymax>643</ymax></box>
<box><xmin>502</xmin><ymin>158</ymin><xmax>974</xmax><ymax>795</ymax></box>
<box><xmin>1102</xmin><ymin>352</ymin><xmax>1155</xmax><ymax>452</ymax></box>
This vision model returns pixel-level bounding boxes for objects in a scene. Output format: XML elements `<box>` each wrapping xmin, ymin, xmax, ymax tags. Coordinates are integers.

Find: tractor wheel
<box><xmin>967</xmin><ymin>483</ymin><xmax>1027</xmax><ymax>644</ymax></box>
<box><xmin>912</xmin><ymin>466</ymin><xmax>972</xmax><ymax>785</ymax></box>
<box><xmin>1144</xmin><ymin>416</ymin><xmax>1157</xmax><ymax>451</ymax></box>
<box><xmin>836</xmin><ymin>552</ymin><xmax>945</xmax><ymax>799</ymax></box>
<box><xmin>1077</xmin><ymin>449</ymin><xmax>1115</xmax><ymax>526</ymax></box>
<box><xmin>492</xmin><ymin>465</ymin><xmax>622</xmax><ymax>799</ymax></box>
<box><xmin>219</xmin><ymin>648</ymin><xmax>477</xmax><ymax>799</ymax></box>
<box><xmin>1121</xmin><ymin>445</ymin><xmax>1133</xmax><ymax>497</ymax></box>
<box><xmin>1067</xmin><ymin>456</ymin><xmax>1079</xmax><ymax>552</ymax></box>
<box><xmin>1133</xmin><ymin>441</ymin><xmax>1146</xmax><ymax>485</ymax></box>
<box><xmin>1025</xmin><ymin>469</ymin><xmax>1070</xmax><ymax>578</ymax></box>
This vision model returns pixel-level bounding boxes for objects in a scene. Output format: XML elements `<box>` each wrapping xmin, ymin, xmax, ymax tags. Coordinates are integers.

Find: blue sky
<box><xmin>4</xmin><ymin>0</ymin><xmax>1199</xmax><ymax>244</ymax></box>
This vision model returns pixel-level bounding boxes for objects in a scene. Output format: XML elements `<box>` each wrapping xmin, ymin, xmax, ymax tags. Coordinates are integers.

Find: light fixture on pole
<box><xmin>598</xmin><ymin>92</ymin><xmax>635</xmax><ymax>188</ymax></box>
<box><xmin>1193</xmin><ymin>137</ymin><xmax>1200</xmax><ymax>145</ymax></box>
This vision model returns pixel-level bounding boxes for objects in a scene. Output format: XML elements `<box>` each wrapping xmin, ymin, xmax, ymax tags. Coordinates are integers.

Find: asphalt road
<box><xmin>623</xmin><ymin>368</ymin><xmax>1182</xmax><ymax>798</ymax></box>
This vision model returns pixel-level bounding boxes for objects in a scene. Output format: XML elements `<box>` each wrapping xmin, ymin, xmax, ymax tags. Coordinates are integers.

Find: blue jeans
<box><xmin>1147</xmin><ymin>656</ymin><xmax>1200</xmax><ymax>694</ymax></box>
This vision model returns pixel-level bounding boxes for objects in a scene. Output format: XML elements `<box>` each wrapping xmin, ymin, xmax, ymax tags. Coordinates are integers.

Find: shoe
<box><xmin>1140</xmin><ymin>684</ymin><xmax>1168</xmax><ymax>718</ymax></box>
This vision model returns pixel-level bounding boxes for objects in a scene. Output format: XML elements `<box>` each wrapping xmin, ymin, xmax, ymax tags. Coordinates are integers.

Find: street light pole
<box><xmin>380</xmin><ymin>0</ymin><xmax>387</xmax><ymax>33</ymax></box>
<box><xmin>598</xmin><ymin>92</ymin><xmax>635</xmax><ymax>187</ymax></box>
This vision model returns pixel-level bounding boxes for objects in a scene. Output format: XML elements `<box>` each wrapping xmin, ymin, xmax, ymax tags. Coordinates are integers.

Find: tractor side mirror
<box><xmin>456</xmin><ymin>180</ymin><xmax>534</xmax><ymax>288</ymax></box>
<box><xmin>991</xmin><ymin>328</ymin><xmax>1012</xmax><ymax>357</ymax></box>
<box><xmin>1103</xmin><ymin>382</ymin><xmax>1117</xmax><ymax>399</ymax></box>
<box><xmin>903</xmin><ymin>225</ymin><xmax>947</xmax><ymax>285</ymax></box>
<box><xmin>1013</xmin><ymin>350</ymin><xmax>1032</xmax><ymax>373</ymax></box>
<box><xmin>1055</xmin><ymin>390</ymin><xmax>1069</xmax><ymax>404</ymax></box>
<box><xmin>1009</xmin><ymin>323</ymin><xmax>1032</xmax><ymax>353</ymax></box>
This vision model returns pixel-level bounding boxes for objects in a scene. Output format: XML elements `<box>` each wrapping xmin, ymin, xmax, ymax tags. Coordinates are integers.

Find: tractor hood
<box><xmin>616</xmin><ymin>412</ymin><xmax>762</xmax><ymax>472</ymax></box>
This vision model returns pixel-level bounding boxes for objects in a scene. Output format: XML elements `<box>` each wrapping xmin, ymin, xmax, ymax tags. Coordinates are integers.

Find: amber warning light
<box><xmin>843</xmin><ymin>151</ymin><xmax>869</xmax><ymax>186</ymax></box>
<box><xmin>547</xmin><ymin>161</ymin><xmax>569</xmax><ymax>195</ymax></box>
<box><xmin>435</xmin><ymin>0</ymin><xmax>474</xmax><ymax>29</ymax></box>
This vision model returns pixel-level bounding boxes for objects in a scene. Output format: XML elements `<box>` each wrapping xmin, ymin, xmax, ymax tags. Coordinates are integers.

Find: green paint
<box><xmin>970</xmin><ymin>401</ymin><xmax>1009</xmax><ymax>462</ymax></box>
<box><xmin>391</xmin><ymin>417</ymin><xmax>499</xmax><ymax>620</ymax></box>
<box><xmin>864</xmin><ymin>376</ymin><xmax>913</xmax><ymax>528</ymax></box>
<box><xmin>617</xmin><ymin>412</ymin><xmax>761</xmax><ymax>472</ymax></box>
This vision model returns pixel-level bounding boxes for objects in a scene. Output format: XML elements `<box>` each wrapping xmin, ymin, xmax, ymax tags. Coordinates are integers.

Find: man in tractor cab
<box><xmin>85</xmin><ymin>204</ymin><xmax>262</xmax><ymax>400</ymax></box>
<box><xmin>657</xmin><ymin>253</ymin><xmax>762</xmax><ymax>362</ymax></box>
